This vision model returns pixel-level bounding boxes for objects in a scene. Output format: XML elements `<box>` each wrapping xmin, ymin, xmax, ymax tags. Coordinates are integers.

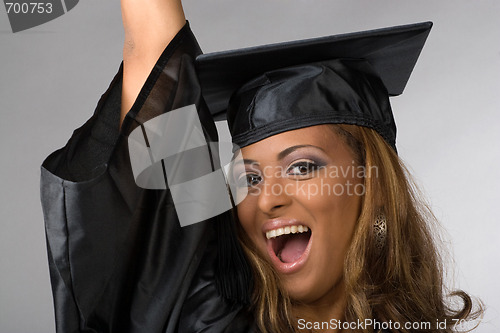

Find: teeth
<box><xmin>266</xmin><ymin>225</ymin><xmax>310</xmax><ymax>239</ymax></box>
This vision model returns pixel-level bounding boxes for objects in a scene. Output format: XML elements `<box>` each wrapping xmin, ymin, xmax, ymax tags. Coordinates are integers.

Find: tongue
<box><xmin>279</xmin><ymin>233</ymin><xmax>309</xmax><ymax>263</ymax></box>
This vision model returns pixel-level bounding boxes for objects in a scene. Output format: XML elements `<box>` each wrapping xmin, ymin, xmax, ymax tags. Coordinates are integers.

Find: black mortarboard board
<box><xmin>196</xmin><ymin>21</ymin><xmax>432</xmax><ymax>151</ymax></box>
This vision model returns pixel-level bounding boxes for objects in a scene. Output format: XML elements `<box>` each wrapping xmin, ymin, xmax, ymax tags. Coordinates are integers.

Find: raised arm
<box><xmin>120</xmin><ymin>0</ymin><xmax>186</xmax><ymax>124</ymax></box>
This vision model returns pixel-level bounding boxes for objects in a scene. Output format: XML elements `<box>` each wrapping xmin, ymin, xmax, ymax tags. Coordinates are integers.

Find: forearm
<box><xmin>120</xmin><ymin>0</ymin><xmax>186</xmax><ymax>124</ymax></box>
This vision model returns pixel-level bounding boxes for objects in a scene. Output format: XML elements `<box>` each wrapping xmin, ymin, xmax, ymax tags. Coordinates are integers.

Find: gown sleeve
<box><xmin>40</xmin><ymin>22</ymin><xmax>254</xmax><ymax>333</ymax></box>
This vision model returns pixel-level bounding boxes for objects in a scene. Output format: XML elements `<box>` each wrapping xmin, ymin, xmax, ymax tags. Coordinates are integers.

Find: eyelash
<box><xmin>234</xmin><ymin>159</ymin><xmax>324</xmax><ymax>188</ymax></box>
<box><xmin>286</xmin><ymin>160</ymin><xmax>323</xmax><ymax>177</ymax></box>
<box><xmin>237</xmin><ymin>172</ymin><xmax>262</xmax><ymax>188</ymax></box>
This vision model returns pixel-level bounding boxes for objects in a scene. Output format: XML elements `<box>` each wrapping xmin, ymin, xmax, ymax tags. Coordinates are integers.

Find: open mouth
<box><xmin>266</xmin><ymin>225</ymin><xmax>312</xmax><ymax>264</ymax></box>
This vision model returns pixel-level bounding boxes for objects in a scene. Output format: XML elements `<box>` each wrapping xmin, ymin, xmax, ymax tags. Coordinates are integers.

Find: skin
<box><xmin>236</xmin><ymin>125</ymin><xmax>363</xmax><ymax>326</ymax></box>
<box><xmin>120</xmin><ymin>0</ymin><xmax>186</xmax><ymax>125</ymax></box>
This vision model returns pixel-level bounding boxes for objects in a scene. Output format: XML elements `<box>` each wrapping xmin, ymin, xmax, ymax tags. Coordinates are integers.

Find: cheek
<box><xmin>301</xmin><ymin>176</ymin><xmax>362</xmax><ymax>219</ymax></box>
<box><xmin>307</xmin><ymin>177</ymin><xmax>362</xmax><ymax>261</ymax></box>
<box><xmin>323</xmin><ymin>184</ymin><xmax>362</xmax><ymax>242</ymax></box>
<box><xmin>236</xmin><ymin>196</ymin><xmax>260</xmax><ymax>242</ymax></box>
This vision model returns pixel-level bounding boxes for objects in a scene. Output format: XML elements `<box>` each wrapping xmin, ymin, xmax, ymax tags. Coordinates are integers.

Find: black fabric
<box><xmin>196</xmin><ymin>21</ymin><xmax>432</xmax><ymax>151</ymax></box>
<box><xmin>41</xmin><ymin>22</ymin><xmax>254</xmax><ymax>333</ymax></box>
<box><xmin>197</xmin><ymin>21</ymin><xmax>432</xmax><ymax>118</ymax></box>
<box><xmin>227</xmin><ymin>59</ymin><xmax>396</xmax><ymax>150</ymax></box>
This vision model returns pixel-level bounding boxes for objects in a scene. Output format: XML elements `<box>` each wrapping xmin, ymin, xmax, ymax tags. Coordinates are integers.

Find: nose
<box><xmin>257</xmin><ymin>174</ymin><xmax>292</xmax><ymax>216</ymax></box>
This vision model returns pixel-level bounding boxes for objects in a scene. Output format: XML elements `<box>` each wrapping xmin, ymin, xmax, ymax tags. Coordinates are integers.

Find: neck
<box><xmin>292</xmin><ymin>282</ymin><xmax>348</xmax><ymax>333</ymax></box>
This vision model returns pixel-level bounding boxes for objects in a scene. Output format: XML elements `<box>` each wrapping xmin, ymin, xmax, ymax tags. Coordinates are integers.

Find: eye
<box><xmin>286</xmin><ymin>160</ymin><xmax>323</xmax><ymax>177</ymax></box>
<box><xmin>236</xmin><ymin>172</ymin><xmax>262</xmax><ymax>188</ymax></box>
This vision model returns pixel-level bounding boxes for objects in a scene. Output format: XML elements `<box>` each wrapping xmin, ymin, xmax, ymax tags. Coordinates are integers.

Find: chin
<box><xmin>284</xmin><ymin>279</ymin><xmax>317</xmax><ymax>302</ymax></box>
<box><xmin>282</xmin><ymin>269</ymin><xmax>345</xmax><ymax>306</ymax></box>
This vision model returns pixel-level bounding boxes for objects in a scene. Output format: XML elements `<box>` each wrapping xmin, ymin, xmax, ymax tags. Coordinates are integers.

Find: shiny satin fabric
<box><xmin>196</xmin><ymin>21</ymin><xmax>433</xmax><ymax>152</ymax></box>
<box><xmin>41</xmin><ymin>23</ymin><xmax>254</xmax><ymax>332</ymax></box>
<box><xmin>227</xmin><ymin>59</ymin><xmax>396</xmax><ymax>150</ymax></box>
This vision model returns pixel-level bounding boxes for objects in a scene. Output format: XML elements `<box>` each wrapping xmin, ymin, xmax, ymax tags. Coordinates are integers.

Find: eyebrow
<box><xmin>242</xmin><ymin>144</ymin><xmax>325</xmax><ymax>165</ymax></box>
<box><xmin>242</xmin><ymin>159</ymin><xmax>259</xmax><ymax>165</ymax></box>
<box><xmin>277</xmin><ymin>144</ymin><xmax>325</xmax><ymax>160</ymax></box>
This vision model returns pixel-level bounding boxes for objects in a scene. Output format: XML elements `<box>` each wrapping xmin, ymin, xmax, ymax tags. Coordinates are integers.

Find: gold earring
<box><xmin>374</xmin><ymin>213</ymin><xmax>387</xmax><ymax>252</ymax></box>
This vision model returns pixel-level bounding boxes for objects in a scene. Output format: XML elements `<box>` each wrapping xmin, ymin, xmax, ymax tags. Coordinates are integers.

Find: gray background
<box><xmin>0</xmin><ymin>0</ymin><xmax>499</xmax><ymax>332</ymax></box>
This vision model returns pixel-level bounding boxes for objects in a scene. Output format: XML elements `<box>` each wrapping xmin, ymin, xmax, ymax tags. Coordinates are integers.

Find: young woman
<box><xmin>41</xmin><ymin>0</ymin><xmax>482</xmax><ymax>332</ymax></box>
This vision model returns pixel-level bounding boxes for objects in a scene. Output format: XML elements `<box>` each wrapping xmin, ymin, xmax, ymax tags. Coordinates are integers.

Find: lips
<box><xmin>263</xmin><ymin>220</ymin><xmax>313</xmax><ymax>274</ymax></box>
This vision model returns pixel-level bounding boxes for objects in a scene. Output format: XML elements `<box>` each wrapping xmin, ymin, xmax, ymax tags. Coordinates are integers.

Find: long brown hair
<box><xmin>236</xmin><ymin>124</ymin><xmax>483</xmax><ymax>332</ymax></box>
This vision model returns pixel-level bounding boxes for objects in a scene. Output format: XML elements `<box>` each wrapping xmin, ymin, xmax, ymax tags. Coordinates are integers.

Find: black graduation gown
<box><xmin>40</xmin><ymin>22</ymin><xmax>254</xmax><ymax>333</ymax></box>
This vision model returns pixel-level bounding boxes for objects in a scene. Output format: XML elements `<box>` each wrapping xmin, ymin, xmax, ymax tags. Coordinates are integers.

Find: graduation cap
<box><xmin>200</xmin><ymin>22</ymin><xmax>433</xmax><ymax>305</ymax></box>
<box><xmin>196</xmin><ymin>21</ymin><xmax>433</xmax><ymax>151</ymax></box>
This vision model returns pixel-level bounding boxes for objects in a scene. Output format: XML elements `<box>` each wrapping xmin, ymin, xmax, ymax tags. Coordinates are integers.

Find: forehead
<box><xmin>239</xmin><ymin>124</ymin><xmax>347</xmax><ymax>159</ymax></box>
